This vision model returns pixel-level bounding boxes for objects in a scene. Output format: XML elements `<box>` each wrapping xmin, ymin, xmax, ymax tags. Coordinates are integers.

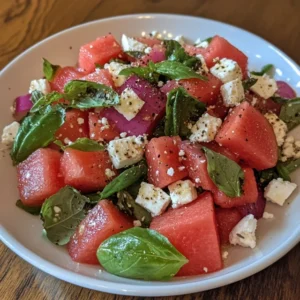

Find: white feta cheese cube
<box><xmin>174</xmin><ymin>35</ymin><xmax>185</xmax><ymax>46</ymax></box>
<box><xmin>190</xmin><ymin>113</ymin><xmax>222</xmax><ymax>143</ymax></box>
<box><xmin>264</xmin><ymin>113</ymin><xmax>288</xmax><ymax>147</ymax></box>
<box><xmin>210</xmin><ymin>58</ymin><xmax>242</xmax><ymax>83</ymax></box>
<box><xmin>196</xmin><ymin>54</ymin><xmax>209</xmax><ymax>73</ymax></box>
<box><xmin>107</xmin><ymin>135</ymin><xmax>147</xmax><ymax>169</ymax></box>
<box><xmin>114</xmin><ymin>87</ymin><xmax>145</xmax><ymax>121</ymax></box>
<box><xmin>250</xmin><ymin>74</ymin><xmax>278</xmax><ymax>99</ymax></box>
<box><xmin>121</xmin><ymin>34</ymin><xmax>147</xmax><ymax>52</ymax></box>
<box><xmin>104</xmin><ymin>62</ymin><xmax>130</xmax><ymax>87</ymax></box>
<box><xmin>29</xmin><ymin>79</ymin><xmax>51</xmax><ymax>94</ymax></box>
<box><xmin>264</xmin><ymin>178</ymin><xmax>297</xmax><ymax>206</ymax></box>
<box><xmin>229</xmin><ymin>214</ymin><xmax>257</xmax><ymax>249</ymax></box>
<box><xmin>1</xmin><ymin>121</ymin><xmax>20</xmax><ymax>147</ymax></box>
<box><xmin>168</xmin><ymin>180</ymin><xmax>198</xmax><ymax>208</ymax></box>
<box><xmin>221</xmin><ymin>78</ymin><xmax>245</xmax><ymax>107</ymax></box>
<box><xmin>135</xmin><ymin>182</ymin><xmax>171</xmax><ymax>216</ymax></box>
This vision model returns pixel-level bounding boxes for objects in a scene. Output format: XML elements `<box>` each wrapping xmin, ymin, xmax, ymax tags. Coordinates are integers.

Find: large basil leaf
<box><xmin>100</xmin><ymin>161</ymin><xmax>147</xmax><ymax>199</ymax></box>
<box><xmin>165</xmin><ymin>87</ymin><xmax>206</xmax><ymax>137</ymax></box>
<box><xmin>242</xmin><ymin>78</ymin><xmax>258</xmax><ymax>90</ymax></box>
<box><xmin>164</xmin><ymin>40</ymin><xmax>201</xmax><ymax>70</ymax></box>
<box><xmin>276</xmin><ymin>158</ymin><xmax>300</xmax><ymax>181</ymax></box>
<box><xmin>203</xmin><ymin>147</ymin><xmax>245</xmax><ymax>197</ymax></box>
<box><xmin>41</xmin><ymin>186</ymin><xmax>88</xmax><ymax>245</ymax></box>
<box><xmin>155</xmin><ymin>61</ymin><xmax>207</xmax><ymax>81</ymax></box>
<box><xmin>250</xmin><ymin>64</ymin><xmax>274</xmax><ymax>76</ymax></box>
<box><xmin>64</xmin><ymin>80</ymin><xmax>119</xmax><ymax>109</ymax></box>
<box><xmin>97</xmin><ymin>227</ymin><xmax>188</xmax><ymax>280</ymax></box>
<box><xmin>117</xmin><ymin>191</ymin><xmax>152</xmax><ymax>227</ymax></box>
<box><xmin>11</xmin><ymin>105</ymin><xmax>65</xmax><ymax>164</ymax></box>
<box><xmin>30</xmin><ymin>90</ymin><xmax>44</xmax><ymax>104</ymax></box>
<box><xmin>55</xmin><ymin>138</ymin><xmax>105</xmax><ymax>152</ymax></box>
<box><xmin>16</xmin><ymin>200</ymin><xmax>41</xmax><ymax>215</ymax></box>
<box><xmin>31</xmin><ymin>92</ymin><xmax>64</xmax><ymax>113</ymax></box>
<box><xmin>43</xmin><ymin>58</ymin><xmax>60</xmax><ymax>81</ymax></box>
<box><xmin>279</xmin><ymin>98</ymin><xmax>300</xmax><ymax>130</ymax></box>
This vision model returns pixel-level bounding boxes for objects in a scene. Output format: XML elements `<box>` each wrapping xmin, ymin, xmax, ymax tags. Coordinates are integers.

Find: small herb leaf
<box><xmin>119</xmin><ymin>63</ymin><xmax>159</xmax><ymax>83</ymax></box>
<box><xmin>43</xmin><ymin>58</ymin><xmax>60</xmax><ymax>81</ymax></box>
<box><xmin>97</xmin><ymin>227</ymin><xmax>188</xmax><ymax>280</ymax></box>
<box><xmin>55</xmin><ymin>138</ymin><xmax>105</xmax><ymax>152</ymax></box>
<box><xmin>203</xmin><ymin>147</ymin><xmax>245</xmax><ymax>197</ymax></box>
<box><xmin>41</xmin><ymin>186</ymin><xmax>88</xmax><ymax>245</ymax></box>
<box><xmin>16</xmin><ymin>200</ymin><xmax>41</xmax><ymax>215</ymax></box>
<box><xmin>279</xmin><ymin>98</ymin><xmax>300</xmax><ymax>130</ymax></box>
<box><xmin>250</xmin><ymin>64</ymin><xmax>274</xmax><ymax>76</ymax></box>
<box><xmin>30</xmin><ymin>92</ymin><xmax>64</xmax><ymax>113</ymax></box>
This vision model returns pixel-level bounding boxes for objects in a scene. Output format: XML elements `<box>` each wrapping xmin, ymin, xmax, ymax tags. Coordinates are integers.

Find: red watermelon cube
<box><xmin>79</xmin><ymin>69</ymin><xmax>114</xmax><ymax>88</ymax></box>
<box><xmin>17</xmin><ymin>149</ymin><xmax>65</xmax><ymax>206</ymax></box>
<box><xmin>150</xmin><ymin>192</ymin><xmax>223</xmax><ymax>276</ymax></box>
<box><xmin>68</xmin><ymin>200</ymin><xmax>132</xmax><ymax>264</ymax></box>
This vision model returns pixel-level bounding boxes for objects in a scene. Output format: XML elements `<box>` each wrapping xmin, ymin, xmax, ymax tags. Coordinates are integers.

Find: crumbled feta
<box><xmin>264</xmin><ymin>113</ymin><xmax>288</xmax><ymax>147</ymax></box>
<box><xmin>144</xmin><ymin>47</ymin><xmax>152</xmax><ymax>54</ymax></box>
<box><xmin>104</xmin><ymin>62</ymin><xmax>130</xmax><ymax>87</ymax></box>
<box><xmin>221</xmin><ymin>78</ymin><xmax>245</xmax><ymax>107</ymax></box>
<box><xmin>167</xmin><ymin>167</ymin><xmax>174</xmax><ymax>177</ymax></box>
<box><xmin>168</xmin><ymin>180</ymin><xmax>198</xmax><ymax>208</ymax></box>
<box><xmin>263</xmin><ymin>212</ymin><xmax>274</xmax><ymax>219</ymax></box>
<box><xmin>174</xmin><ymin>35</ymin><xmax>185</xmax><ymax>46</ymax></box>
<box><xmin>190</xmin><ymin>113</ymin><xmax>222</xmax><ymax>143</ymax></box>
<box><xmin>29</xmin><ymin>79</ymin><xmax>51</xmax><ymax>94</ymax></box>
<box><xmin>157</xmin><ymin>81</ymin><xmax>164</xmax><ymax>87</ymax></box>
<box><xmin>107</xmin><ymin>135</ymin><xmax>147</xmax><ymax>169</ymax></box>
<box><xmin>178</xmin><ymin>150</ymin><xmax>185</xmax><ymax>156</ymax></box>
<box><xmin>210</xmin><ymin>58</ymin><xmax>243</xmax><ymax>83</ymax></box>
<box><xmin>77</xmin><ymin>117</ymin><xmax>85</xmax><ymax>125</ymax></box>
<box><xmin>222</xmin><ymin>251</ymin><xmax>229</xmax><ymax>259</ymax></box>
<box><xmin>105</xmin><ymin>168</ymin><xmax>116</xmax><ymax>179</ymax></box>
<box><xmin>264</xmin><ymin>178</ymin><xmax>297</xmax><ymax>206</ymax></box>
<box><xmin>121</xmin><ymin>34</ymin><xmax>147</xmax><ymax>52</ymax></box>
<box><xmin>133</xmin><ymin>220</ymin><xmax>142</xmax><ymax>227</ymax></box>
<box><xmin>195</xmin><ymin>178</ymin><xmax>201</xmax><ymax>183</ymax></box>
<box><xmin>281</xmin><ymin>136</ymin><xmax>300</xmax><ymax>161</ymax></box>
<box><xmin>135</xmin><ymin>182</ymin><xmax>171</xmax><ymax>216</ymax></box>
<box><xmin>1</xmin><ymin>121</ymin><xmax>20</xmax><ymax>147</ymax></box>
<box><xmin>53</xmin><ymin>206</ymin><xmax>61</xmax><ymax>214</ymax></box>
<box><xmin>196</xmin><ymin>54</ymin><xmax>209</xmax><ymax>73</ymax></box>
<box><xmin>250</xmin><ymin>74</ymin><xmax>278</xmax><ymax>99</ymax></box>
<box><xmin>120</xmin><ymin>132</ymin><xmax>127</xmax><ymax>138</ymax></box>
<box><xmin>203</xmin><ymin>267</ymin><xmax>208</xmax><ymax>273</ymax></box>
<box><xmin>229</xmin><ymin>214</ymin><xmax>257</xmax><ymax>249</ymax></box>
<box><xmin>114</xmin><ymin>88</ymin><xmax>145</xmax><ymax>121</ymax></box>
<box><xmin>64</xmin><ymin>137</ymin><xmax>72</xmax><ymax>145</ymax></box>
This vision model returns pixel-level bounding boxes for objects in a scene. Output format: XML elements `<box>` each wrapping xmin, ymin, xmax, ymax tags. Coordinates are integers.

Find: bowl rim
<box><xmin>0</xmin><ymin>13</ymin><xmax>299</xmax><ymax>296</ymax></box>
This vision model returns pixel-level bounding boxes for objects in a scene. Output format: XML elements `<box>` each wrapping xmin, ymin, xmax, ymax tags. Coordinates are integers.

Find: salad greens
<box><xmin>279</xmin><ymin>98</ymin><xmax>300</xmax><ymax>130</ymax></box>
<box><xmin>203</xmin><ymin>147</ymin><xmax>245</xmax><ymax>197</ymax></box>
<box><xmin>43</xmin><ymin>58</ymin><xmax>60</xmax><ymax>81</ymax></box>
<box><xmin>30</xmin><ymin>92</ymin><xmax>64</xmax><ymax>113</ymax></box>
<box><xmin>97</xmin><ymin>227</ymin><xmax>188</xmax><ymax>280</ymax></box>
<box><xmin>250</xmin><ymin>64</ymin><xmax>274</xmax><ymax>76</ymax></box>
<box><xmin>16</xmin><ymin>200</ymin><xmax>41</xmax><ymax>215</ymax></box>
<box><xmin>54</xmin><ymin>138</ymin><xmax>105</xmax><ymax>152</ymax></box>
<box><xmin>41</xmin><ymin>186</ymin><xmax>88</xmax><ymax>245</ymax></box>
<box><xmin>100</xmin><ymin>160</ymin><xmax>148</xmax><ymax>199</ymax></box>
<box><xmin>276</xmin><ymin>158</ymin><xmax>300</xmax><ymax>182</ymax></box>
<box><xmin>116</xmin><ymin>191</ymin><xmax>152</xmax><ymax>227</ymax></box>
<box><xmin>11</xmin><ymin>105</ymin><xmax>65</xmax><ymax>164</ymax></box>
<box><xmin>30</xmin><ymin>90</ymin><xmax>44</xmax><ymax>104</ymax></box>
<box><xmin>165</xmin><ymin>87</ymin><xmax>206</xmax><ymax>137</ymax></box>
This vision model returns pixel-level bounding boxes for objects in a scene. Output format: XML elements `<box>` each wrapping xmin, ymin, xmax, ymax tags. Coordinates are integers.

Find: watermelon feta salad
<box><xmin>1</xmin><ymin>32</ymin><xmax>300</xmax><ymax>280</ymax></box>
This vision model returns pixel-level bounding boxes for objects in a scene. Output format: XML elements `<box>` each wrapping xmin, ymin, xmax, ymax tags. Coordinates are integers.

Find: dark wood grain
<box><xmin>0</xmin><ymin>0</ymin><xmax>299</xmax><ymax>299</ymax></box>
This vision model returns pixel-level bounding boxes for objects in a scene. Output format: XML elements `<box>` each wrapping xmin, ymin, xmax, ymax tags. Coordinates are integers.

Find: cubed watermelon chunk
<box><xmin>216</xmin><ymin>101</ymin><xmax>278</xmax><ymax>170</ymax></box>
<box><xmin>146</xmin><ymin>136</ymin><xmax>188</xmax><ymax>188</ymax></box>
<box><xmin>61</xmin><ymin>149</ymin><xmax>117</xmax><ymax>193</ymax></box>
<box><xmin>150</xmin><ymin>192</ymin><xmax>223</xmax><ymax>276</ymax></box>
<box><xmin>78</xmin><ymin>35</ymin><xmax>123</xmax><ymax>73</ymax></box>
<box><xmin>215</xmin><ymin>207</ymin><xmax>243</xmax><ymax>244</ymax></box>
<box><xmin>101</xmin><ymin>76</ymin><xmax>167</xmax><ymax>136</ymax></box>
<box><xmin>212</xmin><ymin>167</ymin><xmax>258</xmax><ymax>208</ymax></box>
<box><xmin>68</xmin><ymin>200</ymin><xmax>132</xmax><ymax>264</ymax></box>
<box><xmin>17</xmin><ymin>149</ymin><xmax>64</xmax><ymax>206</ymax></box>
<box><xmin>88</xmin><ymin>112</ymin><xmax>120</xmax><ymax>142</ymax></box>
<box><xmin>79</xmin><ymin>69</ymin><xmax>114</xmax><ymax>88</ymax></box>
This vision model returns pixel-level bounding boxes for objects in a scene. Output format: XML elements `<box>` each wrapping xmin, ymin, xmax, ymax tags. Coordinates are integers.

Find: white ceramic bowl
<box><xmin>0</xmin><ymin>14</ymin><xmax>299</xmax><ymax>297</ymax></box>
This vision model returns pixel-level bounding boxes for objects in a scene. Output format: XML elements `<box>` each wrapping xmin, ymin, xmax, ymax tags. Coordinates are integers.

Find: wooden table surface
<box><xmin>0</xmin><ymin>0</ymin><xmax>299</xmax><ymax>299</ymax></box>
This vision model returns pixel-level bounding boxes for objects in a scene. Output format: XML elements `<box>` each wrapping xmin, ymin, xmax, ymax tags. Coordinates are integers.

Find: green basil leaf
<box><xmin>279</xmin><ymin>98</ymin><xmax>300</xmax><ymax>130</ymax></box>
<box><xmin>155</xmin><ymin>61</ymin><xmax>207</xmax><ymax>81</ymax></box>
<box><xmin>55</xmin><ymin>138</ymin><xmax>105</xmax><ymax>152</ymax></box>
<box><xmin>126</xmin><ymin>51</ymin><xmax>144</xmax><ymax>59</ymax></box>
<box><xmin>164</xmin><ymin>40</ymin><xmax>201</xmax><ymax>70</ymax></box>
<box><xmin>276</xmin><ymin>158</ymin><xmax>300</xmax><ymax>181</ymax></box>
<box><xmin>41</xmin><ymin>186</ymin><xmax>88</xmax><ymax>245</ymax></box>
<box><xmin>119</xmin><ymin>64</ymin><xmax>159</xmax><ymax>83</ymax></box>
<box><xmin>43</xmin><ymin>58</ymin><xmax>60</xmax><ymax>81</ymax></box>
<box><xmin>117</xmin><ymin>191</ymin><xmax>152</xmax><ymax>227</ymax></box>
<box><xmin>256</xmin><ymin>168</ymin><xmax>278</xmax><ymax>186</ymax></box>
<box><xmin>64</xmin><ymin>80</ymin><xmax>119</xmax><ymax>109</ymax></box>
<box><xmin>125</xmin><ymin>180</ymin><xmax>143</xmax><ymax>199</ymax></box>
<box><xmin>97</xmin><ymin>227</ymin><xmax>188</xmax><ymax>280</ymax></box>
<box><xmin>16</xmin><ymin>200</ymin><xmax>41</xmax><ymax>215</ymax></box>
<box><xmin>100</xmin><ymin>161</ymin><xmax>148</xmax><ymax>199</ymax></box>
<box><xmin>165</xmin><ymin>87</ymin><xmax>206</xmax><ymax>137</ymax></box>
<box><xmin>30</xmin><ymin>92</ymin><xmax>64</xmax><ymax>113</ymax></box>
<box><xmin>30</xmin><ymin>90</ymin><xmax>44</xmax><ymax>104</ymax></box>
<box><xmin>242</xmin><ymin>78</ymin><xmax>258</xmax><ymax>90</ymax></box>
<box><xmin>11</xmin><ymin>105</ymin><xmax>65</xmax><ymax>164</ymax></box>
<box><xmin>276</xmin><ymin>163</ymin><xmax>291</xmax><ymax>181</ymax></box>
<box><xmin>250</xmin><ymin>64</ymin><xmax>274</xmax><ymax>76</ymax></box>
<box><xmin>85</xmin><ymin>192</ymin><xmax>102</xmax><ymax>204</ymax></box>
<box><xmin>203</xmin><ymin>147</ymin><xmax>245</xmax><ymax>197</ymax></box>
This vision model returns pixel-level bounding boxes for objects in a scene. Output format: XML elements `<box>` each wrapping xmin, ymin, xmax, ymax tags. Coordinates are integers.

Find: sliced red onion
<box><xmin>276</xmin><ymin>81</ymin><xmax>296</xmax><ymax>99</ymax></box>
<box><xmin>14</xmin><ymin>93</ymin><xmax>33</xmax><ymax>121</ymax></box>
